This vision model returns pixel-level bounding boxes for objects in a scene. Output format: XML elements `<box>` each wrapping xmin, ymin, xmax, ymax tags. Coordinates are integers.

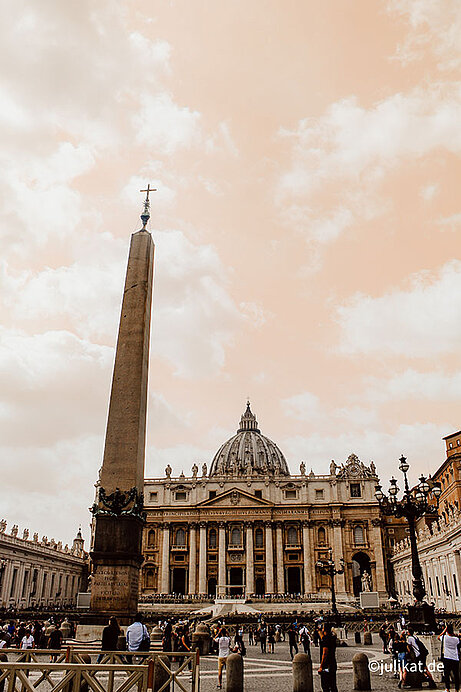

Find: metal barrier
<box><xmin>0</xmin><ymin>649</ymin><xmax>200</xmax><ymax>692</ymax></box>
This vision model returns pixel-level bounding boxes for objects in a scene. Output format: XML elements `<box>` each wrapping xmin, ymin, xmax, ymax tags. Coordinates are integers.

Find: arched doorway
<box><xmin>172</xmin><ymin>568</ymin><xmax>186</xmax><ymax>595</ymax></box>
<box><xmin>255</xmin><ymin>577</ymin><xmax>265</xmax><ymax>595</ymax></box>
<box><xmin>287</xmin><ymin>566</ymin><xmax>301</xmax><ymax>595</ymax></box>
<box><xmin>208</xmin><ymin>577</ymin><xmax>217</xmax><ymax>598</ymax></box>
<box><xmin>229</xmin><ymin>567</ymin><xmax>244</xmax><ymax>596</ymax></box>
<box><xmin>352</xmin><ymin>552</ymin><xmax>372</xmax><ymax>596</ymax></box>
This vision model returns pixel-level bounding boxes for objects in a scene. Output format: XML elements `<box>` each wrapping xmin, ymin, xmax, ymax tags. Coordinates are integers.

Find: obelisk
<box><xmin>90</xmin><ymin>187</ymin><xmax>155</xmax><ymax>620</ymax></box>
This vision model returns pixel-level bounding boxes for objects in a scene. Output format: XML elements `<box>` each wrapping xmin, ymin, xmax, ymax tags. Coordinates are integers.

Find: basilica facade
<box><xmin>140</xmin><ymin>403</ymin><xmax>388</xmax><ymax>604</ymax></box>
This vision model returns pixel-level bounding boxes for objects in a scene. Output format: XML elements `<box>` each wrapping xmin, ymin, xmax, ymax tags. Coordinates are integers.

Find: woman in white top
<box><xmin>20</xmin><ymin>631</ymin><xmax>34</xmax><ymax>649</ymax></box>
<box><xmin>439</xmin><ymin>623</ymin><xmax>460</xmax><ymax>692</ymax></box>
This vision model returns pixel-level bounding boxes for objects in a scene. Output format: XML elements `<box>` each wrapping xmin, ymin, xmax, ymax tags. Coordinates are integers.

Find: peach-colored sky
<box><xmin>0</xmin><ymin>1</ymin><xmax>460</xmax><ymax>545</ymax></box>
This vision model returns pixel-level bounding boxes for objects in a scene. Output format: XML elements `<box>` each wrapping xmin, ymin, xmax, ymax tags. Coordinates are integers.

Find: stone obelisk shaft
<box><xmin>90</xmin><ymin>229</ymin><xmax>154</xmax><ymax>619</ymax></box>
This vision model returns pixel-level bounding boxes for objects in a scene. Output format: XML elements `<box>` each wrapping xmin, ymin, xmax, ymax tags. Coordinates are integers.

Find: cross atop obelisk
<box><xmin>139</xmin><ymin>184</ymin><xmax>157</xmax><ymax>229</ymax></box>
<box><xmin>90</xmin><ymin>192</ymin><xmax>155</xmax><ymax>620</ymax></box>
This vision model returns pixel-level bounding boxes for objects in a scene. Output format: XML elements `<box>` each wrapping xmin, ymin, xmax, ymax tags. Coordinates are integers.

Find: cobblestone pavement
<box><xmin>197</xmin><ymin>636</ymin><xmax>444</xmax><ymax>692</ymax></box>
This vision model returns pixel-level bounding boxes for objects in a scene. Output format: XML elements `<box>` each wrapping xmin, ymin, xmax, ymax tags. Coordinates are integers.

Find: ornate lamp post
<box><xmin>316</xmin><ymin>550</ymin><xmax>345</xmax><ymax>625</ymax></box>
<box><xmin>375</xmin><ymin>455</ymin><xmax>441</xmax><ymax>631</ymax></box>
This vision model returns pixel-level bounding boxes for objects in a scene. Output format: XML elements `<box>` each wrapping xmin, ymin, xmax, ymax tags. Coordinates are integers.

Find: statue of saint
<box><xmin>192</xmin><ymin>463</ymin><xmax>198</xmax><ymax>478</ymax></box>
<box><xmin>165</xmin><ymin>464</ymin><xmax>172</xmax><ymax>478</ymax></box>
<box><xmin>330</xmin><ymin>460</ymin><xmax>337</xmax><ymax>476</ymax></box>
<box><xmin>300</xmin><ymin>461</ymin><xmax>306</xmax><ymax>476</ymax></box>
<box><xmin>202</xmin><ymin>463</ymin><xmax>207</xmax><ymax>477</ymax></box>
<box><xmin>361</xmin><ymin>571</ymin><xmax>372</xmax><ymax>592</ymax></box>
<box><xmin>369</xmin><ymin>460</ymin><xmax>376</xmax><ymax>475</ymax></box>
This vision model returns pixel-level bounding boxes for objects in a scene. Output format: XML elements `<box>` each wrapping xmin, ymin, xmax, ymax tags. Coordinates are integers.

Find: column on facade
<box><xmin>188</xmin><ymin>523</ymin><xmax>197</xmax><ymax>595</ymax></box>
<box><xmin>370</xmin><ymin>519</ymin><xmax>387</xmax><ymax>593</ymax></box>
<box><xmin>275</xmin><ymin>522</ymin><xmax>284</xmax><ymax>593</ymax></box>
<box><xmin>309</xmin><ymin>524</ymin><xmax>317</xmax><ymax>591</ymax></box>
<box><xmin>160</xmin><ymin>523</ymin><xmax>170</xmax><ymax>593</ymax></box>
<box><xmin>302</xmin><ymin>521</ymin><xmax>313</xmax><ymax>594</ymax></box>
<box><xmin>332</xmin><ymin>520</ymin><xmax>346</xmax><ymax>593</ymax></box>
<box><xmin>198</xmin><ymin>523</ymin><xmax>207</xmax><ymax>594</ymax></box>
<box><xmin>453</xmin><ymin>551</ymin><xmax>461</xmax><ymax>604</ymax></box>
<box><xmin>218</xmin><ymin>523</ymin><xmax>226</xmax><ymax>597</ymax></box>
<box><xmin>0</xmin><ymin>562</ymin><xmax>13</xmax><ymax>607</ymax></box>
<box><xmin>245</xmin><ymin>522</ymin><xmax>254</xmax><ymax>596</ymax></box>
<box><xmin>265</xmin><ymin>522</ymin><xmax>274</xmax><ymax>593</ymax></box>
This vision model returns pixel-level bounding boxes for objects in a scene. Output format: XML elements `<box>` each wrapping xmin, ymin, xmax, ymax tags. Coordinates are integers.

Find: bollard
<box><xmin>226</xmin><ymin>653</ymin><xmax>244</xmax><ymax>692</ymax></box>
<box><xmin>153</xmin><ymin>655</ymin><xmax>171</xmax><ymax>692</ymax></box>
<box><xmin>353</xmin><ymin>652</ymin><xmax>371</xmax><ymax>690</ymax></box>
<box><xmin>354</xmin><ymin>631</ymin><xmax>361</xmax><ymax>644</ymax></box>
<box><xmin>292</xmin><ymin>652</ymin><xmax>313</xmax><ymax>692</ymax></box>
<box><xmin>363</xmin><ymin>632</ymin><xmax>372</xmax><ymax>646</ymax></box>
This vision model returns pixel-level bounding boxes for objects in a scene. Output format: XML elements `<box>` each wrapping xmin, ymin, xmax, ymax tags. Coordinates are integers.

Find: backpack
<box><xmin>414</xmin><ymin>636</ymin><xmax>428</xmax><ymax>658</ymax></box>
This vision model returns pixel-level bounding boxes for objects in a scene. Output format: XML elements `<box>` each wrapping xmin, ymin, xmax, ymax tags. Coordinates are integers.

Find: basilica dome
<box><xmin>209</xmin><ymin>403</ymin><xmax>290</xmax><ymax>477</ymax></box>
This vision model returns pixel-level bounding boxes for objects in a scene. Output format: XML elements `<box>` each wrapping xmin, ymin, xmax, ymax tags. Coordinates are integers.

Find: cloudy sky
<box><xmin>0</xmin><ymin>0</ymin><xmax>460</xmax><ymax>546</ymax></box>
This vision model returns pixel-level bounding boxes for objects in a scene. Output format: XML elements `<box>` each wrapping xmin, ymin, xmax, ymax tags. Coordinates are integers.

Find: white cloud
<box><xmin>437</xmin><ymin>213</ymin><xmax>461</xmax><ymax>230</ymax></box>
<box><xmin>134</xmin><ymin>93</ymin><xmax>202</xmax><ymax>154</ymax></box>
<box><xmin>420</xmin><ymin>183</ymin><xmax>438</xmax><ymax>201</ymax></box>
<box><xmin>366</xmin><ymin>369</ymin><xmax>461</xmax><ymax>403</ymax></box>
<box><xmin>336</xmin><ymin>260</ymin><xmax>461</xmax><ymax>357</ymax></box>
<box><xmin>282</xmin><ymin>392</ymin><xmax>321</xmax><ymax>421</ymax></box>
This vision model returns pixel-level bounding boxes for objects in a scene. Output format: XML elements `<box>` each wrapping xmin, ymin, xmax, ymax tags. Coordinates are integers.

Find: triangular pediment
<box><xmin>197</xmin><ymin>488</ymin><xmax>273</xmax><ymax>507</ymax></box>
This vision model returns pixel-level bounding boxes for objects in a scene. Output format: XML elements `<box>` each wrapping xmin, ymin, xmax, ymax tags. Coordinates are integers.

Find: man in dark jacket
<box><xmin>318</xmin><ymin>622</ymin><xmax>338</xmax><ymax>692</ymax></box>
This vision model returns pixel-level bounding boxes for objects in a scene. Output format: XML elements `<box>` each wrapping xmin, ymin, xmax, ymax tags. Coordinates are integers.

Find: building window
<box><xmin>146</xmin><ymin>570</ymin><xmax>154</xmax><ymax>588</ymax></box>
<box><xmin>454</xmin><ymin>574</ymin><xmax>459</xmax><ymax>597</ymax></box>
<box><xmin>350</xmin><ymin>483</ymin><xmax>361</xmax><ymax>498</ymax></box>
<box><xmin>318</xmin><ymin>527</ymin><xmax>326</xmax><ymax>544</ymax></box>
<box><xmin>436</xmin><ymin>576</ymin><xmax>441</xmax><ymax>596</ymax></box>
<box><xmin>10</xmin><ymin>569</ymin><xmax>18</xmax><ymax>599</ymax></box>
<box><xmin>288</xmin><ymin>553</ymin><xmax>300</xmax><ymax>561</ymax></box>
<box><xmin>209</xmin><ymin>490</ymin><xmax>217</xmax><ymax>499</ymax></box>
<box><xmin>254</xmin><ymin>490</ymin><xmax>262</xmax><ymax>499</ymax></box>
<box><xmin>444</xmin><ymin>574</ymin><xmax>449</xmax><ymax>595</ymax></box>
<box><xmin>148</xmin><ymin>529</ymin><xmax>156</xmax><ymax>547</ymax></box>
<box><xmin>41</xmin><ymin>574</ymin><xmax>47</xmax><ymax>598</ymax></box>
<box><xmin>255</xmin><ymin>553</ymin><xmax>264</xmax><ymax>561</ymax></box>
<box><xmin>285</xmin><ymin>490</ymin><xmax>297</xmax><ymax>499</ymax></box>
<box><xmin>231</xmin><ymin>527</ymin><xmax>241</xmax><ymax>546</ymax></box>
<box><xmin>175</xmin><ymin>528</ymin><xmax>186</xmax><ymax>547</ymax></box>
<box><xmin>50</xmin><ymin>574</ymin><xmax>55</xmax><ymax>598</ymax></box>
<box><xmin>429</xmin><ymin>577</ymin><xmax>433</xmax><ymax>596</ymax></box>
<box><xmin>287</xmin><ymin>527</ymin><xmax>298</xmax><ymax>545</ymax></box>
<box><xmin>353</xmin><ymin>525</ymin><xmax>365</xmax><ymax>545</ymax></box>
<box><xmin>149</xmin><ymin>492</ymin><xmax>158</xmax><ymax>502</ymax></box>
<box><xmin>175</xmin><ymin>491</ymin><xmax>187</xmax><ymax>501</ymax></box>
<box><xmin>315</xmin><ymin>489</ymin><xmax>324</xmax><ymax>500</ymax></box>
<box><xmin>21</xmin><ymin>571</ymin><xmax>29</xmax><ymax>599</ymax></box>
<box><xmin>255</xmin><ymin>528</ymin><xmax>264</xmax><ymax>548</ymax></box>
<box><xmin>209</xmin><ymin>529</ymin><xmax>217</xmax><ymax>549</ymax></box>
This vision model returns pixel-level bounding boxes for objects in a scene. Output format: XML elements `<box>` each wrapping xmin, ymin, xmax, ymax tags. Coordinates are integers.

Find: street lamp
<box><xmin>316</xmin><ymin>550</ymin><xmax>345</xmax><ymax>625</ymax></box>
<box><xmin>375</xmin><ymin>455</ymin><xmax>441</xmax><ymax>631</ymax></box>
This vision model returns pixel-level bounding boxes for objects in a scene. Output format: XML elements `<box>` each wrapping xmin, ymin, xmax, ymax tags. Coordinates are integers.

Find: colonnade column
<box><xmin>246</xmin><ymin>523</ymin><xmax>254</xmax><ymax>596</ymax></box>
<box><xmin>276</xmin><ymin>522</ymin><xmax>284</xmax><ymax>593</ymax></box>
<box><xmin>302</xmin><ymin>520</ymin><xmax>313</xmax><ymax>594</ymax></box>
<box><xmin>371</xmin><ymin>518</ymin><xmax>387</xmax><ymax>593</ymax></box>
<box><xmin>332</xmin><ymin>520</ymin><xmax>346</xmax><ymax>594</ymax></box>
<box><xmin>198</xmin><ymin>523</ymin><xmax>207</xmax><ymax>595</ymax></box>
<box><xmin>160</xmin><ymin>523</ymin><xmax>170</xmax><ymax>593</ymax></box>
<box><xmin>218</xmin><ymin>523</ymin><xmax>226</xmax><ymax>597</ymax></box>
<box><xmin>265</xmin><ymin>522</ymin><xmax>274</xmax><ymax>593</ymax></box>
<box><xmin>188</xmin><ymin>523</ymin><xmax>197</xmax><ymax>595</ymax></box>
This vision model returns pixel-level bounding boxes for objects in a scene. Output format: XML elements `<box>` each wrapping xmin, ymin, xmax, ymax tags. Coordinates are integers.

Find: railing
<box><xmin>0</xmin><ymin>648</ymin><xmax>199</xmax><ymax>692</ymax></box>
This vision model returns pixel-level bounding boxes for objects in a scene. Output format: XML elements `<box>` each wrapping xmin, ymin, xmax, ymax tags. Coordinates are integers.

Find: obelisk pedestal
<box><xmin>90</xmin><ymin>196</ymin><xmax>154</xmax><ymax>621</ymax></box>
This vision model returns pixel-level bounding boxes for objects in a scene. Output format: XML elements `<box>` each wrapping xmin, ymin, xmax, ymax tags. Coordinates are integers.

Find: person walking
<box><xmin>267</xmin><ymin>625</ymin><xmax>275</xmax><ymax>654</ymax></box>
<box><xmin>47</xmin><ymin>624</ymin><xmax>62</xmax><ymax>662</ymax></box>
<box><xmin>287</xmin><ymin>623</ymin><xmax>299</xmax><ymax>660</ymax></box>
<box><xmin>379</xmin><ymin>622</ymin><xmax>389</xmax><ymax>653</ymax></box>
<box><xmin>259</xmin><ymin>624</ymin><xmax>267</xmax><ymax>654</ymax></box>
<box><xmin>407</xmin><ymin>626</ymin><xmax>436</xmax><ymax>688</ymax></box>
<box><xmin>214</xmin><ymin>627</ymin><xmax>231</xmax><ymax>690</ymax></box>
<box><xmin>318</xmin><ymin>622</ymin><xmax>338</xmax><ymax>692</ymax></box>
<box><xmin>126</xmin><ymin>613</ymin><xmax>149</xmax><ymax>662</ymax></box>
<box><xmin>299</xmin><ymin>624</ymin><xmax>311</xmax><ymax>655</ymax></box>
<box><xmin>97</xmin><ymin>617</ymin><xmax>121</xmax><ymax>663</ymax></box>
<box><xmin>439</xmin><ymin>623</ymin><xmax>461</xmax><ymax>692</ymax></box>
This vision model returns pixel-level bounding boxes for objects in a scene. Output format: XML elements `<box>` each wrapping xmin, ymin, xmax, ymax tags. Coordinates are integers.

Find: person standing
<box><xmin>407</xmin><ymin>626</ymin><xmax>436</xmax><ymax>688</ymax></box>
<box><xmin>214</xmin><ymin>627</ymin><xmax>231</xmax><ymax>690</ymax></box>
<box><xmin>47</xmin><ymin>624</ymin><xmax>62</xmax><ymax>662</ymax></box>
<box><xmin>126</xmin><ymin>614</ymin><xmax>149</xmax><ymax>659</ymax></box>
<box><xmin>97</xmin><ymin>617</ymin><xmax>121</xmax><ymax>663</ymax></box>
<box><xmin>259</xmin><ymin>624</ymin><xmax>267</xmax><ymax>654</ymax></box>
<box><xmin>287</xmin><ymin>623</ymin><xmax>299</xmax><ymax>660</ymax></box>
<box><xmin>299</xmin><ymin>624</ymin><xmax>311</xmax><ymax>655</ymax></box>
<box><xmin>20</xmin><ymin>630</ymin><xmax>34</xmax><ymax>649</ymax></box>
<box><xmin>439</xmin><ymin>624</ymin><xmax>460</xmax><ymax>692</ymax></box>
<box><xmin>318</xmin><ymin>622</ymin><xmax>338</xmax><ymax>692</ymax></box>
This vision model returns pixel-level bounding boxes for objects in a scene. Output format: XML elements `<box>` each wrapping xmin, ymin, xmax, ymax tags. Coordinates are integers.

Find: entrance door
<box><xmin>287</xmin><ymin>566</ymin><xmax>301</xmax><ymax>595</ymax></box>
<box><xmin>172</xmin><ymin>568</ymin><xmax>186</xmax><ymax>595</ymax></box>
<box><xmin>255</xmin><ymin>577</ymin><xmax>265</xmax><ymax>596</ymax></box>
<box><xmin>229</xmin><ymin>567</ymin><xmax>244</xmax><ymax>596</ymax></box>
<box><xmin>208</xmin><ymin>577</ymin><xmax>217</xmax><ymax>598</ymax></box>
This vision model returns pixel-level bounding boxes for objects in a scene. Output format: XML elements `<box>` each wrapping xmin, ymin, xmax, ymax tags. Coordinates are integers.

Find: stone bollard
<box><xmin>354</xmin><ymin>631</ymin><xmax>361</xmax><ymax>644</ymax></box>
<box><xmin>191</xmin><ymin>623</ymin><xmax>211</xmax><ymax>655</ymax></box>
<box><xmin>353</xmin><ymin>652</ymin><xmax>371</xmax><ymax>690</ymax></box>
<box><xmin>363</xmin><ymin>632</ymin><xmax>372</xmax><ymax>646</ymax></box>
<box><xmin>60</xmin><ymin>619</ymin><xmax>72</xmax><ymax>641</ymax></box>
<box><xmin>152</xmin><ymin>655</ymin><xmax>171</xmax><ymax>692</ymax></box>
<box><xmin>293</xmin><ymin>652</ymin><xmax>313</xmax><ymax>692</ymax></box>
<box><xmin>226</xmin><ymin>653</ymin><xmax>244</xmax><ymax>692</ymax></box>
